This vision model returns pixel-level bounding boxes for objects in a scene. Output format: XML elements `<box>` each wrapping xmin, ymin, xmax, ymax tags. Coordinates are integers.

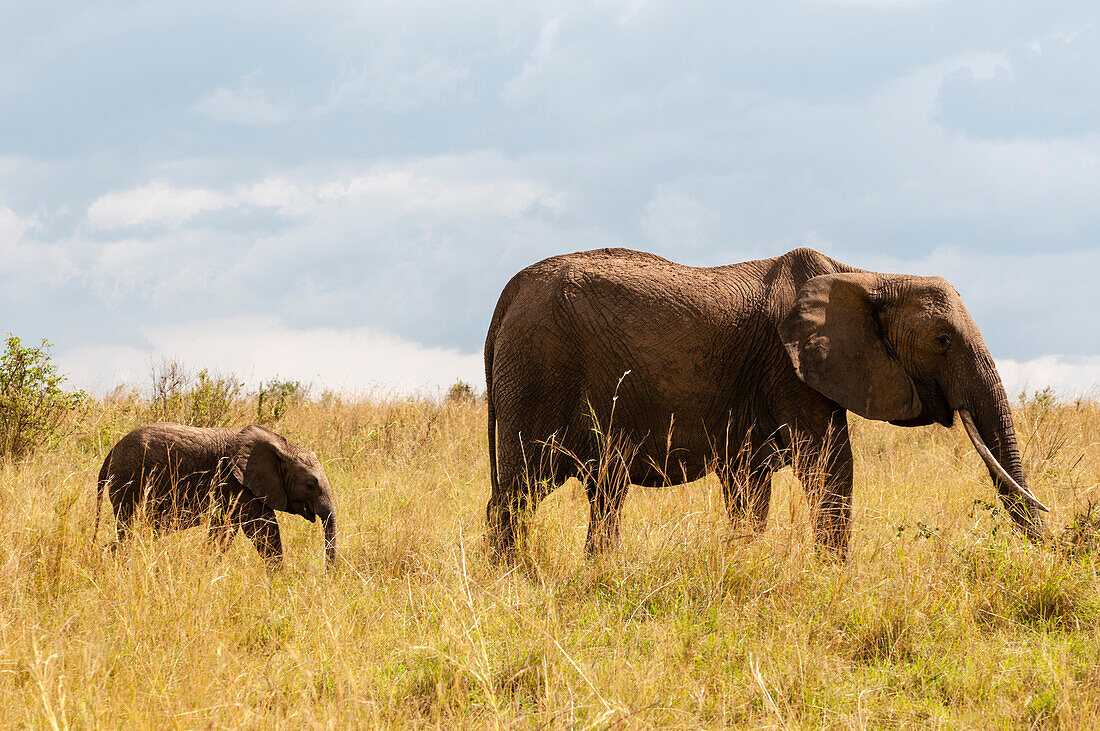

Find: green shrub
<box><xmin>189</xmin><ymin>369</ymin><xmax>245</xmax><ymax>427</ymax></box>
<box><xmin>257</xmin><ymin>378</ymin><xmax>307</xmax><ymax>425</ymax></box>
<box><xmin>147</xmin><ymin>358</ymin><xmax>244</xmax><ymax>427</ymax></box>
<box><xmin>446</xmin><ymin>380</ymin><xmax>475</xmax><ymax>403</ymax></box>
<box><xmin>0</xmin><ymin>334</ymin><xmax>86</xmax><ymax>459</ymax></box>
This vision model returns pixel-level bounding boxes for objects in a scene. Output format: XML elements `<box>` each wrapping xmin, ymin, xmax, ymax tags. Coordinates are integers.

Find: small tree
<box><xmin>446</xmin><ymin>380</ymin><xmax>475</xmax><ymax>403</ymax></box>
<box><xmin>188</xmin><ymin>368</ymin><xmax>245</xmax><ymax>427</ymax></box>
<box><xmin>147</xmin><ymin>358</ymin><xmax>245</xmax><ymax>427</ymax></box>
<box><xmin>0</xmin><ymin>334</ymin><xmax>86</xmax><ymax>458</ymax></box>
<box><xmin>257</xmin><ymin>378</ymin><xmax>307</xmax><ymax>425</ymax></box>
<box><xmin>148</xmin><ymin>357</ymin><xmax>189</xmax><ymax>420</ymax></box>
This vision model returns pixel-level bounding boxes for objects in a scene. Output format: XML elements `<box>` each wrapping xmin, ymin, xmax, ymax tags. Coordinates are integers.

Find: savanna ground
<box><xmin>1</xmin><ymin>368</ymin><xmax>1099</xmax><ymax>728</ymax></box>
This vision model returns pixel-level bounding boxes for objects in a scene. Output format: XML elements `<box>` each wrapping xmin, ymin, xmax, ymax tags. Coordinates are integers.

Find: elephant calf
<box><xmin>95</xmin><ymin>423</ymin><xmax>337</xmax><ymax>567</ymax></box>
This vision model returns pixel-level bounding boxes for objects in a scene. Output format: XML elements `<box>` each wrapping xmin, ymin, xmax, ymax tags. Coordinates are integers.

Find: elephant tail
<box><xmin>485</xmin><ymin>277</ymin><xmax>519</xmax><ymax>498</ymax></box>
<box><xmin>93</xmin><ymin>452</ymin><xmax>111</xmax><ymax>544</ymax></box>
<box><xmin>485</xmin><ymin>325</ymin><xmax>499</xmax><ymax>497</ymax></box>
<box><xmin>485</xmin><ymin>267</ymin><xmax>529</xmax><ymax>498</ymax></box>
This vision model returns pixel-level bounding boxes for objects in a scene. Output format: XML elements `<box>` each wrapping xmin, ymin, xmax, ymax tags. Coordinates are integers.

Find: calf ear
<box><xmin>230</xmin><ymin>425</ymin><xmax>289</xmax><ymax>511</ymax></box>
<box><xmin>778</xmin><ymin>272</ymin><xmax>922</xmax><ymax>422</ymax></box>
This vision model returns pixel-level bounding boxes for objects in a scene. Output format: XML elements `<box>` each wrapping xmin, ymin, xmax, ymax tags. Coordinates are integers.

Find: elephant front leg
<box><xmin>585</xmin><ymin>476</ymin><xmax>627</xmax><ymax>556</ymax></box>
<box><xmin>791</xmin><ymin>415</ymin><xmax>855</xmax><ymax>560</ymax></box>
<box><xmin>235</xmin><ymin>497</ymin><xmax>283</xmax><ymax>568</ymax></box>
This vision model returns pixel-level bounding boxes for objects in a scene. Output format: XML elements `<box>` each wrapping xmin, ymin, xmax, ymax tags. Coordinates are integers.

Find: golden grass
<box><xmin>0</xmin><ymin>391</ymin><xmax>1098</xmax><ymax>727</ymax></box>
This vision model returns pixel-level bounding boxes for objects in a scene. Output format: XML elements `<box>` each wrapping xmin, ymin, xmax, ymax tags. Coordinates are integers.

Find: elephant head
<box><xmin>229</xmin><ymin>425</ymin><xmax>338</xmax><ymax>563</ymax></box>
<box><xmin>779</xmin><ymin>272</ymin><xmax>1048</xmax><ymax>539</ymax></box>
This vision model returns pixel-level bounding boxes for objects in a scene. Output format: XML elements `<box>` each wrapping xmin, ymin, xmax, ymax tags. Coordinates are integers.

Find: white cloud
<box><xmin>85</xmin><ymin>154</ymin><xmax>560</xmax><ymax>231</ymax></box>
<box><xmin>0</xmin><ymin>202</ymin><xmax>73</xmax><ymax>290</ymax></box>
<box><xmin>87</xmin><ymin>181</ymin><xmax>232</xmax><ymax>229</ymax></box>
<box><xmin>0</xmin><ymin>203</ymin><xmax>32</xmax><ymax>243</ymax></box>
<box><xmin>311</xmin><ymin>164</ymin><xmax>549</xmax><ymax>217</ymax></box>
<box><xmin>86</xmin><ymin>231</ymin><xmax>220</xmax><ymax>304</ymax></box>
<box><xmin>53</xmin><ymin>151</ymin><xmax>588</xmax><ymax>354</ymax></box>
<box><xmin>193</xmin><ymin>55</ymin><xmax>471</xmax><ymax>127</ymax></box>
<box><xmin>321</xmin><ymin>56</ymin><xmax>471</xmax><ymax>115</ymax></box>
<box><xmin>628</xmin><ymin>50</ymin><xmax>1100</xmax><ymax>256</ymax></box>
<box><xmin>191</xmin><ymin>72</ymin><xmax>294</xmax><ymax>126</ymax></box>
<box><xmin>935</xmin><ymin>26</ymin><xmax>1100</xmax><ymax>139</ymax></box>
<box><xmin>237</xmin><ymin>177</ymin><xmax>315</xmax><ymax>215</ymax></box>
<box><xmin>59</xmin><ymin>317</ymin><xmax>484</xmax><ymax>396</ymax></box>
<box><xmin>501</xmin><ymin>15</ymin><xmax>563</xmax><ymax>105</ymax></box>
<box><xmin>996</xmin><ymin>356</ymin><xmax>1100</xmax><ymax>400</ymax></box>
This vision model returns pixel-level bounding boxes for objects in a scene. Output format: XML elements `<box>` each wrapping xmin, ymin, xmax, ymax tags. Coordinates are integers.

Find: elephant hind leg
<box><xmin>487</xmin><ymin>470</ymin><xmax>563</xmax><ymax>563</ymax></box>
<box><xmin>486</xmin><ymin>479</ymin><xmax>532</xmax><ymax>563</ymax></box>
<box><xmin>487</xmin><ymin>421</ymin><xmax>572</xmax><ymax>563</ymax></box>
<box><xmin>111</xmin><ymin>491</ymin><xmax>137</xmax><ymax>544</ymax></box>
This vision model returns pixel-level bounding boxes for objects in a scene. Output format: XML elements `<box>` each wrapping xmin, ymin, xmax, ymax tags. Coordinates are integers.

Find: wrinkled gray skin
<box><xmin>96</xmin><ymin>423</ymin><xmax>337</xmax><ymax>567</ymax></box>
<box><xmin>485</xmin><ymin>247</ymin><xmax>1047</xmax><ymax>561</ymax></box>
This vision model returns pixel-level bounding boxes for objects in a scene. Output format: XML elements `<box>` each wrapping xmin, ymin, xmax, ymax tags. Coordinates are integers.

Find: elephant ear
<box><xmin>229</xmin><ymin>425</ymin><xmax>289</xmax><ymax>511</ymax></box>
<box><xmin>778</xmin><ymin>272</ymin><xmax>922</xmax><ymax>422</ymax></box>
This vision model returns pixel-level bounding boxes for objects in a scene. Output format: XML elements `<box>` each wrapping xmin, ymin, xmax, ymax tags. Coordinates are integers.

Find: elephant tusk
<box><xmin>322</xmin><ymin>513</ymin><xmax>337</xmax><ymax>565</ymax></box>
<box><xmin>958</xmin><ymin>409</ymin><xmax>1049</xmax><ymax>513</ymax></box>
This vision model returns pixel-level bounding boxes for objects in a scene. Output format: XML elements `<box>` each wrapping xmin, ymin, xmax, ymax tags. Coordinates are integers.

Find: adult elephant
<box><xmin>484</xmin><ymin>247</ymin><xmax>1047</xmax><ymax>561</ymax></box>
<box><xmin>96</xmin><ymin>423</ymin><xmax>337</xmax><ymax>567</ymax></box>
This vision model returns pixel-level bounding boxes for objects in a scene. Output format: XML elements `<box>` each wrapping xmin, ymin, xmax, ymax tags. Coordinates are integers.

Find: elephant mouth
<box><xmin>890</xmin><ymin>379</ymin><xmax>953</xmax><ymax>428</ymax></box>
<box><xmin>295</xmin><ymin>502</ymin><xmax>317</xmax><ymax>523</ymax></box>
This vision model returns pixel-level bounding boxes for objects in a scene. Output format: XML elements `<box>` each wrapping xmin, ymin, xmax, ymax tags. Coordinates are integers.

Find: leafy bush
<box><xmin>1018</xmin><ymin>386</ymin><xmax>1058</xmax><ymax>412</ymax></box>
<box><xmin>446</xmin><ymin>380</ymin><xmax>475</xmax><ymax>403</ymax></box>
<box><xmin>190</xmin><ymin>369</ymin><xmax>245</xmax><ymax>427</ymax></box>
<box><xmin>0</xmin><ymin>334</ymin><xmax>86</xmax><ymax>458</ymax></box>
<box><xmin>257</xmin><ymin>378</ymin><xmax>307</xmax><ymax>425</ymax></box>
<box><xmin>147</xmin><ymin>358</ymin><xmax>245</xmax><ymax>427</ymax></box>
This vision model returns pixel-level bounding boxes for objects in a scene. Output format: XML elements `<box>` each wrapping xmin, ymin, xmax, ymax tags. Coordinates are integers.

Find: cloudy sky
<box><xmin>2</xmin><ymin>0</ymin><xmax>1099</xmax><ymax>396</ymax></box>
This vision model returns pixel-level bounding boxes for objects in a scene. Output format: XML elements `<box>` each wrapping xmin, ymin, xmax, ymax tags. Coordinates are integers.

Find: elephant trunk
<box><xmin>322</xmin><ymin>512</ymin><xmax>337</xmax><ymax>565</ymax></box>
<box><xmin>960</xmin><ymin>363</ymin><xmax>1048</xmax><ymax>540</ymax></box>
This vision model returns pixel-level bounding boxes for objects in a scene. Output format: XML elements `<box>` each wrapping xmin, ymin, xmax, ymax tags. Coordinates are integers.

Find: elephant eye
<box><xmin>935</xmin><ymin>333</ymin><xmax>952</xmax><ymax>351</ymax></box>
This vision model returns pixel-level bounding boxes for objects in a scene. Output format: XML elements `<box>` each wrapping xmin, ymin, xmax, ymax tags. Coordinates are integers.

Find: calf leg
<box><xmin>112</xmin><ymin>495</ymin><xmax>136</xmax><ymax>544</ymax></box>
<box><xmin>207</xmin><ymin>507</ymin><xmax>238</xmax><ymax>555</ymax></box>
<box><xmin>235</xmin><ymin>497</ymin><xmax>283</xmax><ymax>568</ymax></box>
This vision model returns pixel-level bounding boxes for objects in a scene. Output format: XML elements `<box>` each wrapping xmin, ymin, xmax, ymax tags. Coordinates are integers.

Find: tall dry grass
<box><xmin>0</xmin><ymin>389</ymin><xmax>1097</xmax><ymax>727</ymax></box>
